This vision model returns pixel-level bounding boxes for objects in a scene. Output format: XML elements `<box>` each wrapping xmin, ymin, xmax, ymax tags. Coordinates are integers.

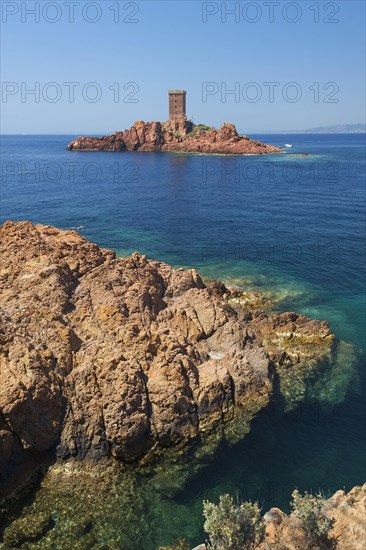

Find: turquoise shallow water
<box><xmin>1</xmin><ymin>133</ymin><xmax>365</xmax><ymax>547</ymax></box>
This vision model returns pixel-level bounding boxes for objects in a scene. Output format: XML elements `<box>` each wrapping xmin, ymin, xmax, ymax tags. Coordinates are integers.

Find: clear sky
<box><xmin>1</xmin><ymin>0</ymin><xmax>365</xmax><ymax>134</ymax></box>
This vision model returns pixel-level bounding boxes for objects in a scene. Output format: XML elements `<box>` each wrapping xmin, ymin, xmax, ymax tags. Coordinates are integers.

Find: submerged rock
<box><xmin>3</xmin><ymin>512</ymin><xmax>54</xmax><ymax>547</ymax></box>
<box><xmin>66</xmin><ymin>117</ymin><xmax>282</xmax><ymax>155</ymax></box>
<box><xmin>0</xmin><ymin>221</ymin><xmax>354</xmax><ymax>502</ymax></box>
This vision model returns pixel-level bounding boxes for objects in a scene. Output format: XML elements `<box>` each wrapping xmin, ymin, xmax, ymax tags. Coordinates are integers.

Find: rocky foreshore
<box><xmin>260</xmin><ymin>484</ymin><xmax>366</xmax><ymax>550</ymax></box>
<box><xmin>188</xmin><ymin>484</ymin><xmax>366</xmax><ymax>550</ymax></box>
<box><xmin>0</xmin><ymin>221</ymin><xmax>353</xmax><ymax>505</ymax></box>
<box><xmin>66</xmin><ymin>117</ymin><xmax>282</xmax><ymax>155</ymax></box>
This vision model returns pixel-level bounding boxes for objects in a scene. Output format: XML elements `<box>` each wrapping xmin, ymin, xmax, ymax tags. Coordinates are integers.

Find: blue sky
<box><xmin>1</xmin><ymin>0</ymin><xmax>365</xmax><ymax>133</ymax></box>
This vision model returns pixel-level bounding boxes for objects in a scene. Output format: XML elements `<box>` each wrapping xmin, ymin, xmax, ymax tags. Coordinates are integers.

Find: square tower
<box><xmin>168</xmin><ymin>90</ymin><xmax>186</xmax><ymax>122</ymax></box>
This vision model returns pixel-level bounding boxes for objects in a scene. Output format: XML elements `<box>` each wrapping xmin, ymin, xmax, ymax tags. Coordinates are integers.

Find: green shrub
<box><xmin>191</xmin><ymin>124</ymin><xmax>215</xmax><ymax>135</ymax></box>
<box><xmin>203</xmin><ymin>494</ymin><xmax>264</xmax><ymax>550</ymax></box>
<box><xmin>195</xmin><ymin>123</ymin><xmax>214</xmax><ymax>130</ymax></box>
<box><xmin>291</xmin><ymin>489</ymin><xmax>334</xmax><ymax>547</ymax></box>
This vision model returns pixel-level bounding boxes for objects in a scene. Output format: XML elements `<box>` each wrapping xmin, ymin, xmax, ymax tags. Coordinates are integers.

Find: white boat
<box><xmin>284</xmin><ymin>144</ymin><xmax>293</xmax><ymax>148</ymax></box>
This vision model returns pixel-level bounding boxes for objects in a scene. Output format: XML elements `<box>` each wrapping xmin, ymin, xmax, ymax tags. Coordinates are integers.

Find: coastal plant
<box><xmin>195</xmin><ymin>123</ymin><xmax>214</xmax><ymax>130</ymax></box>
<box><xmin>203</xmin><ymin>494</ymin><xmax>264</xmax><ymax>550</ymax></box>
<box><xmin>191</xmin><ymin>123</ymin><xmax>214</xmax><ymax>135</ymax></box>
<box><xmin>291</xmin><ymin>489</ymin><xmax>334</xmax><ymax>547</ymax></box>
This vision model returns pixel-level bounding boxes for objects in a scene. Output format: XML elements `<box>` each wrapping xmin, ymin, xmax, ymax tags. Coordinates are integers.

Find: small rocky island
<box><xmin>66</xmin><ymin>90</ymin><xmax>282</xmax><ymax>155</ymax></box>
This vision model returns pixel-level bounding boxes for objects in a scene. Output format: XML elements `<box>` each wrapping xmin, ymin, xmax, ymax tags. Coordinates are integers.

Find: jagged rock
<box><xmin>0</xmin><ymin>221</ymin><xmax>349</xmax><ymax>499</ymax></box>
<box><xmin>260</xmin><ymin>484</ymin><xmax>366</xmax><ymax>549</ymax></box>
<box><xmin>193</xmin><ymin>485</ymin><xmax>366</xmax><ymax>550</ymax></box>
<box><xmin>66</xmin><ymin>117</ymin><xmax>282</xmax><ymax>155</ymax></box>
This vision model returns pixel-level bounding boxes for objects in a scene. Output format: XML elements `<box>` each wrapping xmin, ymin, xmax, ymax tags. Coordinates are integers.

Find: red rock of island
<box><xmin>66</xmin><ymin>116</ymin><xmax>282</xmax><ymax>155</ymax></box>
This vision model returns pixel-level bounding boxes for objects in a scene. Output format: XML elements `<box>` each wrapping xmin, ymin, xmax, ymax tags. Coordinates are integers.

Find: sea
<box><xmin>0</xmin><ymin>133</ymin><xmax>365</xmax><ymax>548</ymax></box>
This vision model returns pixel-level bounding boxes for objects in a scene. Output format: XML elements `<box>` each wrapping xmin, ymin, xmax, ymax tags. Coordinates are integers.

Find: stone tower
<box><xmin>168</xmin><ymin>90</ymin><xmax>186</xmax><ymax>122</ymax></box>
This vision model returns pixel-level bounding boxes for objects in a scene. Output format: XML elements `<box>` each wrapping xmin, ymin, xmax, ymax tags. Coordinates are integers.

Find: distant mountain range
<box><xmin>302</xmin><ymin>123</ymin><xmax>365</xmax><ymax>134</ymax></box>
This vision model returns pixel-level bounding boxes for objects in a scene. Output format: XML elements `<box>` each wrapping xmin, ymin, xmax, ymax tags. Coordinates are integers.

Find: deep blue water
<box><xmin>1</xmin><ymin>133</ymin><xmax>365</xmax><ymax>547</ymax></box>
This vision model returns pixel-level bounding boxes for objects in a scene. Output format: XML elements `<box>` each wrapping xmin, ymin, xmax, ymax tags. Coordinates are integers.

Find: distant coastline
<box><xmin>3</xmin><ymin>125</ymin><xmax>365</xmax><ymax>137</ymax></box>
<box><xmin>262</xmin><ymin>123</ymin><xmax>366</xmax><ymax>134</ymax></box>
